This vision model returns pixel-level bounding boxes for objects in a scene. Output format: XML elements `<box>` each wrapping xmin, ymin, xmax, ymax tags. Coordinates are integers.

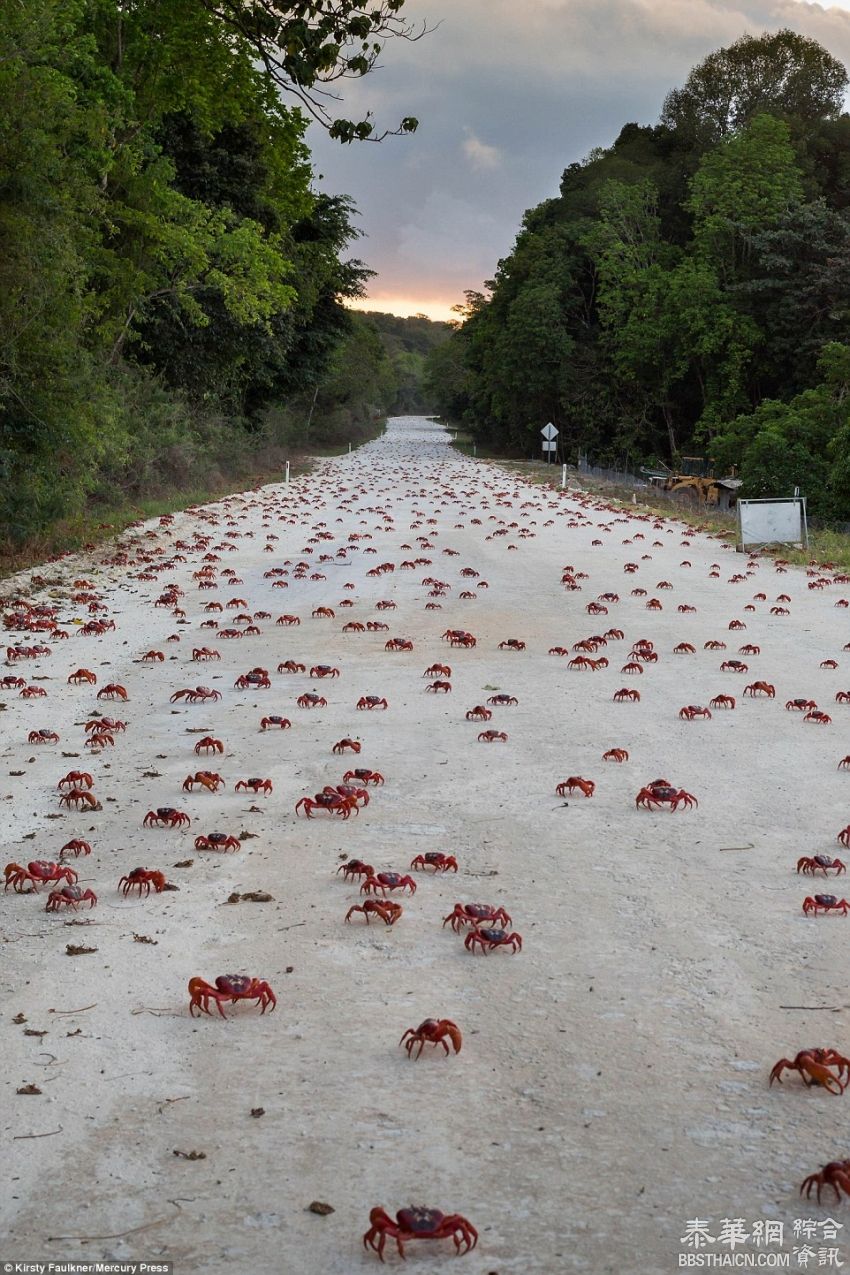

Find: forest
<box><xmin>0</xmin><ymin>0</ymin><xmax>440</xmax><ymax>550</ymax></box>
<box><xmin>425</xmin><ymin>30</ymin><xmax>850</xmax><ymax>520</ymax></box>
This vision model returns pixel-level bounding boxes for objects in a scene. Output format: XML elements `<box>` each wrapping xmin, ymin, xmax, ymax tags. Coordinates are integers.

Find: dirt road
<box><xmin>3</xmin><ymin>416</ymin><xmax>850</xmax><ymax>1273</ymax></box>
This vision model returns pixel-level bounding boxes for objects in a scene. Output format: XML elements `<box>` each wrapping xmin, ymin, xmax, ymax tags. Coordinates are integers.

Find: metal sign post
<box><xmin>541</xmin><ymin>422</ymin><xmax>558</xmax><ymax>464</ymax></box>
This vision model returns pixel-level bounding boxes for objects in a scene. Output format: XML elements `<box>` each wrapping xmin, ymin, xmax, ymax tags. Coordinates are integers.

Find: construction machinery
<box><xmin>642</xmin><ymin>458</ymin><xmax>741</xmax><ymax>510</ymax></box>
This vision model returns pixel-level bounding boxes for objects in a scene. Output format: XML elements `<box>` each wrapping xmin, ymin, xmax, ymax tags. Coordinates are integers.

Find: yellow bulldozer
<box><xmin>644</xmin><ymin>457</ymin><xmax>741</xmax><ymax>510</ymax></box>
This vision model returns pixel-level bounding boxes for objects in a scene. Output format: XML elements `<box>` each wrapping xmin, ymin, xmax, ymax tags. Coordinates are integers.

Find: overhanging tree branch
<box><xmin>193</xmin><ymin>0</ymin><xmax>429</xmax><ymax>141</ymax></box>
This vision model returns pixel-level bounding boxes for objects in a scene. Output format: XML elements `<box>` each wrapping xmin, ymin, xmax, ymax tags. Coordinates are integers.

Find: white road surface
<box><xmin>3</xmin><ymin>416</ymin><xmax>850</xmax><ymax>1274</ymax></box>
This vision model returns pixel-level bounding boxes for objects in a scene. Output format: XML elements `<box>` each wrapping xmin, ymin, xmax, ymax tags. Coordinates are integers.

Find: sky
<box><xmin>306</xmin><ymin>0</ymin><xmax>850</xmax><ymax>322</ymax></box>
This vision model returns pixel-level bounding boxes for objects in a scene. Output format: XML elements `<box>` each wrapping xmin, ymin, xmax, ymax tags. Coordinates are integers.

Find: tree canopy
<box><xmin>0</xmin><ymin>0</ymin><xmax>422</xmax><ymax>545</ymax></box>
<box><xmin>426</xmin><ymin>30</ymin><xmax>850</xmax><ymax>520</ymax></box>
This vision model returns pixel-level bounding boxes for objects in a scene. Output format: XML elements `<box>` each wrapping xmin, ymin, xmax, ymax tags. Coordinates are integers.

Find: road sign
<box><xmin>541</xmin><ymin>422</ymin><xmax>558</xmax><ymax>441</ymax></box>
<box><xmin>542</xmin><ymin>441</ymin><xmax>556</xmax><ymax>453</ymax></box>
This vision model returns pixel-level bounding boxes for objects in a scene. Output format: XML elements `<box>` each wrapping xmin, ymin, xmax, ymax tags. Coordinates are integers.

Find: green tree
<box><xmin>661</xmin><ymin>29</ymin><xmax>847</xmax><ymax>141</ymax></box>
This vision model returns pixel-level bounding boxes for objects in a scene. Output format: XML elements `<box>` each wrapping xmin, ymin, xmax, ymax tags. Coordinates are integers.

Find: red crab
<box><xmin>603</xmin><ymin>748</ymin><xmax>629</xmax><ymax>762</ymax></box>
<box><xmin>465</xmin><ymin>926</ymin><xmax>522</xmax><ymax>954</ymax></box>
<box><xmin>487</xmin><ymin>694</ymin><xmax>518</xmax><ymax>706</ymax></box>
<box><xmin>721</xmin><ymin>659</ymin><xmax>748</xmax><ymax>673</ymax></box>
<box><xmin>278</xmin><ymin>660</ymin><xmax>306</xmax><ymax>674</ymax></box>
<box><xmin>801</xmin><ymin>1160</ymin><xmax>850</xmax><ymax>1202</ymax></box>
<box><xmin>744</xmin><ymin>681</ymin><xmax>775</xmax><ymax>697</ymax></box>
<box><xmin>478</xmin><ymin>729</ymin><xmax>507</xmax><ymax>742</ymax></box>
<box><xmin>424</xmin><ymin>663</ymin><xmax>451</xmax><ymax>678</ymax></box>
<box><xmin>45</xmin><ymin>884</ymin><xmax>97</xmax><ymax>912</ymax></box>
<box><xmin>97</xmin><ymin>684</ymin><xmax>128</xmax><ymax>701</ymax></box>
<box><xmin>465</xmin><ymin>705</ymin><xmax>492</xmax><ymax>721</ymax></box>
<box><xmin>342</xmin><ymin>768</ymin><xmax>384</xmax><ymax>785</ymax></box>
<box><xmin>410</xmin><ymin>852</ymin><xmax>458</xmax><ymax>872</ymax></box>
<box><xmin>771</xmin><ymin>1048</ymin><xmax>850</xmax><ymax>1094</ymax></box>
<box><xmin>635</xmin><ymin>781</ymin><xmax>698</xmax><ymax>811</ymax></box>
<box><xmin>143</xmin><ymin>807</ymin><xmax>191</xmax><ymax>828</ymax></box>
<box><xmin>58</xmin><ymin>771</ymin><xmax>93</xmax><ymax>790</ymax></box>
<box><xmin>805</xmin><ymin>709</ymin><xmax>832</xmax><ymax>724</ymax></box>
<box><xmin>357</xmin><ymin>696</ymin><xmax>388</xmax><ymax>710</ymax></box>
<box><xmin>385</xmin><ymin>639</ymin><xmax>413</xmax><ymax>652</ymax></box>
<box><xmin>235</xmin><ymin>670</ymin><xmax>271</xmax><ymax>689</ymax></box>
<box><xmin>67</xmin><ymin>668</ymin><xmax>97</xmax><ymax>685</ymax></box>
<box><xmin>119</xmin><ymin>867</ymin><xmax>167</xmax><ymax>896</ymax></box>
<box><xmin>297</xmin><ymin>692</ymin><xmax>327</xmax><ymax>709</ymax></box>
<box><xmin>345</xmin><ymin>900</ymin><xmax>402</xmax><ymax>925</ymax></box>
<box><xmin>60</xmin><ymin>839</ymin><xmax>92</xmax><ymax>858</ymax></box>
<box><xmin>235</xmin><ymin>777</ymin><xmax>272</xmax><ymax>796</ymax></box>
<box><xmin>188</xmin><ymin>974</ymin><xmax>276</xmax><ymax>1018</ymax></box>
<box><xmin>183</xmin><ymin>771</ymin><xmax>225</xmax><ymax>793</ymax></box>
<box><xmin>194</xmin><ymin>736</ymin><xmax>224</xmax><ymax>755</ymax></box>
<box><xmin>336</xmin><ymin>859</ymin><xmax>374</xmax><ymax>881</ymax></box>
<box><xmin>673</xmin><ymin>643</ymin><xmax>695</xmax><ymax>654</ymax></box>
<box><xmin>170</xmin><ymin>687</ymin><xmax>222</xmax><ymax>704</ymax></box>
<box><xmin>426</xmin><ymin>680</ymin><xmax>452</xmax><ymax>693</ymax></box>
<box><xmin>399</xmin><ymin>1018</ymin><xmax>462</xmax><ymax>1059</ymax></box>
<box><xmin>295</xmin><ymin>792</ymin><xmax>357</xmax><ymax>818</ymax></box>
<box><xmin>195</xmin><ymin>832</ymin><xmax>241</xmax><ymax>852</ymax></box>
<box><xmin>260</xmin><ymin>715</ymin><xmax>291</xmax><ymax>730</ymax></box>
<box><xmin>797</xmin><ymin>855</ymin><xmax>846</xmax><ymax>876</ymax></box>
<box><xmin>5</xmin><ymin>860</ymin><xmax>77</xmax><ymax>892</ymax></box>
<box><xmin>363</xmin><ymin>1206</ymin><xmax>477</xmax><ymax>1261</ymax></box>
<box><xmin>443</xmin><ymin>902</ymin><xmax>512</xmax><ymax>933</ymax></box>
<box><xmin>556</xmin><ymin>776</ymin><xmax>595</xmax><ymax>798</ymax></box>
<box><xmin>498</xmin><ymin>638</ymin><xmax>525</xmax><ymax>651</ymax></box>
<box><xmin>613</xmin><ymin>688</ymin><xmax>640</xmax><ymax>702</ymax></box>
<box><xmin>803</xmin><ymin>894</ymin><xmax>850</xmax><ymax>916</ymax></box>
<box><xmin>709</xmin><ymin>694</ymin><xmax>735</xmax><ymax>710</ymax></box>
<box><xmin>310</xmin><ymin>664</ymin><xmax>340</xmax><ymax>678</ymax></box>
<box><xmin>85</xmin><ymin>717</ymin><xmax>126</xmax><ymax>733</ymax></box>
<box><xmin>786</xmin><ymin>698</ymin><xmax>817</xmax><ymax>712</ymax></box>
<box><xmin>334</xmin><ymin>738</ymin><xmax>361</xmax><ymax>754</ymax></box>
<box><xmin>28</xmin><ymin>729</ymin><xmax>59</xmax><ymax>744</ymax></box>
<box><xmin>59</xmin><ymin>787</ymin><xmax>99</xmax><ymax>811</ymax></box>
<box><xmin>679</xmin><ymin>706</ymin><xmax>712</xmax><ymax>721</ymax></box>
<box><xmin>361</xmin><ymin>872</ymin><xmax>416</xmax><ymax>896</ymax></box>
<box><xmin>192</xmin><ymin>647</ymin><xmax>220</xmax><ymax>661</ymax></box>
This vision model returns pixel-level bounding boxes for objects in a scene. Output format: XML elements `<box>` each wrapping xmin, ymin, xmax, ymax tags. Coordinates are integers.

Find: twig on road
<box><xmin>13</xmin><ymin>1125</ymin><xmax>63</xmax><ymax>1140</ymax></box>
<box><xmin>47</xmin><ymin>1200</ymin><xmax>183</xmax><ymax>1242</ymax></box>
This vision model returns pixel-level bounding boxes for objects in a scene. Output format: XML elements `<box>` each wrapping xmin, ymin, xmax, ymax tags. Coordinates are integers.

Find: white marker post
<box><xmin>285</xmin><ymin>461</ymin><xmax>290</xmax><ymax>484</ymax></box>
<box><xmin>561</xmin><ymin>463</ymin><xmax>567</xmax><ymax>489</ymax></box>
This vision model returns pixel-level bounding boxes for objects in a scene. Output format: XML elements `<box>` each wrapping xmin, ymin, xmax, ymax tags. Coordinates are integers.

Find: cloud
<box><xmin>307</xmin><ymin>0</ymin><xmax>850</xmax><ymax>313</ymax></box>
<box><xmin>462</xmin><ymin>128</ymin><xmax>503</xmax><ymax>171</ymax></box>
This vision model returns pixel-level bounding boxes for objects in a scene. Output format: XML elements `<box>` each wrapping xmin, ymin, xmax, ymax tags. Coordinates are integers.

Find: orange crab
<box><xmin>399</xmin><ymin>1018</ymin><xmax>462</xmax><ymax>1059</ymax></box>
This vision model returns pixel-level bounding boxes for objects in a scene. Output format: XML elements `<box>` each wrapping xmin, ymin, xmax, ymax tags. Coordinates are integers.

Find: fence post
<box><xmin>285</xmin><ymin>461</ymin><xmax>290</xmax><ymax>485</ymax></box>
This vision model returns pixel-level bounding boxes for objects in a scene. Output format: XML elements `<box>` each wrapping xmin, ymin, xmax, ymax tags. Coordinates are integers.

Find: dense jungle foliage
<box><xmin>425</xmin><ymin>30</ymin><xmax>850</xmax><ymax>519</ymax></box>
<box><xmin>0</xmin><ymin>0</ymin><xmax>430</xmax><ymax>547</ymax></box>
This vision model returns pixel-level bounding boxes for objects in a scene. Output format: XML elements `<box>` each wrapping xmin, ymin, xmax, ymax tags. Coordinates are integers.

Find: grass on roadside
<box><xmin>469</xmin><ymin>451</ymin><xmax>850</xmax><ymax>570</ymax></box>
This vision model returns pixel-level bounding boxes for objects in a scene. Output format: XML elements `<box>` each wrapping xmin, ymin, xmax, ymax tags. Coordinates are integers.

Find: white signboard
<box><xmin>737</xmin><ymin>498</ymin><xmax>807</xmax><ymax>551</ymax></box>
<box><xmin>542</xmin><ymin>441</ymin><xmax>556</xmax><ymax>453</ymax></box>
<box><xmin>541</xmin><ymin>422</ymin><xmax>558</xmax><ymax>441</ymax></box>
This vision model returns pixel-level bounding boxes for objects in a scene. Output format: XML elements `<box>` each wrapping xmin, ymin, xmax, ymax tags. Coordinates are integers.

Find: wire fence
<box><xmin>576</xmin><ymin>455</ymin><xmax>731</xmax><ymax>517</ymax></box>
